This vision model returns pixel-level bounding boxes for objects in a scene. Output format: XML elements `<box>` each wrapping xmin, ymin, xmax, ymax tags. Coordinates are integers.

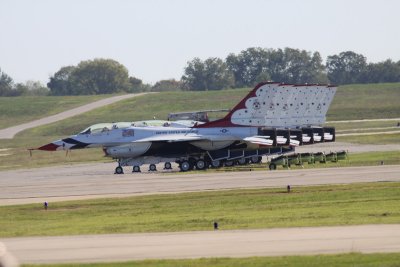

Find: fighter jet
<box><xmin>35</xmin><ymin>82</ymin><xmax>337</xmax><ymax>173</ymax></box>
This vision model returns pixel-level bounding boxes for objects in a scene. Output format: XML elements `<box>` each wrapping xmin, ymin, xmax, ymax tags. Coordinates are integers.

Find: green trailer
<box><xmin>313</xmin><ymin>152</ymin><xmax>326</xmax><ymax>163</ymax></box>
<box><xmin>326</xmin><ymin>150</ymin><xmax>348</xmax><ymax>162</ymax></box>
<box><xmin>299</xmin><ymin>152</ymin><xmax>314</xmax><ymax>164</ymax></box>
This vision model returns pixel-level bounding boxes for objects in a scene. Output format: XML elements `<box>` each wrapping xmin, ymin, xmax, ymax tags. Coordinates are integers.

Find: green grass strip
<box><xmin>1</xmin><ymin>182</ymin><xmax>400</xmax><ymax>237</ymax></box>
<box><xmin>22</xmin><ymin>252</ymin><xmax>400</xmax><ymax>267</ymax></box>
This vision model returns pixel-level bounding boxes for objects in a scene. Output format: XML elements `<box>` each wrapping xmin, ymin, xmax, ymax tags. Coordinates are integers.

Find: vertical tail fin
<box><xmin>196</xmin><ymin>82</ymin><xmax>337</xmax><ymax>128</ymax></box>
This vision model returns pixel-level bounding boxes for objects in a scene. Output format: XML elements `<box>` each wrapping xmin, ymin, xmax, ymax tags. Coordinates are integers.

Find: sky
<box><xmin>1</xmin><ymin>0</ymin><xmax>400</xmax><ymax>85</ymax></box>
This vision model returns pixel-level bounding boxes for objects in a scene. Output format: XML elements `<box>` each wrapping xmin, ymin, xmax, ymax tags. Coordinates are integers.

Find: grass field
<box><xmin>337</xmin><ymin>132</ymin><xmax>400</xmax><ymax>144</ymax></box>
<box><xmin>22</xmin><ymin>253</ymin><xmax>400</xmax><ymax>267</ymax></box>
<box><xmin>1</xmin><ymin>182</ymin><xmax>399</xmax><ymax>237</ymax></box>
<box><xmin>0</xmin><ymin>95</ymin><xmax>109</xmax><ymax>130</ymax></box>
<box><xmin>328</xmin><ymin>83</ymin><xmax>400</xmax><ymax>120</ymax></box>
<box><xmin>327</xmin><ymin>120</ymin><xmax>400</xmax><ymax>131</ymax></box>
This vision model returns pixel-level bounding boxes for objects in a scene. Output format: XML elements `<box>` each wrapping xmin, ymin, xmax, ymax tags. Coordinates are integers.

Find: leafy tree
<box><xmin>281</xmin><ymin>48</ymin><xmax>327</xmax><ymax>84</ymax></box>
<box><xmin>151</xmin><ymin>79</ymin><xmax>182</xmax><ymax>91</ymax></box>
<box><xmin>17</xmin><ymin>80</ymin><xmax>49</xmax><ymax>96</ymax></box>
<box><xmin>70</xmin><ymin>59</ymin><xmax>131</xmax><ymax>95</ymax></box>
<box><xmin>226</xmin><ymin>47</ymin><xmax>270</xmax><ymax>87</ymax></box>
<box><xmin>181</xmin><ymin>58</ymin><xmax>206</xmax><ymax>90</ymax></box>
<box><xmin>363</xmin><ymin>60</ymin><xmax>400</xmax><ymax>83</ymax></box>
<box><xmin>127</xmin><ymin>76</ymin><xmax>151</xmax><ymax>93</ymax></box>
<box><xmin>326</xmin><ymin>51</ymin><xmax>367</xmax><ymax>84</ymax></box>
<box><xmin>48</xmin><ymin>66</ymin><xmax>76</xmax><ymax>95</ymax></box>
<box><xmin>182</xmin><ymin>57</ymin><xmax>234</xmax><ymax>90</ymax></box>
<box><xmin>226</xmin><ymin>47</ymin><xmax>327</xmax><ymax>87</ymax></box>
<box><xmin>0</xmin><ymin>68</ymin><xmax>15</xmax><ymax>96</ymax></box>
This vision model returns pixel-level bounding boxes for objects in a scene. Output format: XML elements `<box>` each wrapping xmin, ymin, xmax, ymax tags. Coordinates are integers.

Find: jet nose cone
<box><xmin>37</xmin><ymin>143</ymin><xmax>60</xmax><ymax>151</ymax></box>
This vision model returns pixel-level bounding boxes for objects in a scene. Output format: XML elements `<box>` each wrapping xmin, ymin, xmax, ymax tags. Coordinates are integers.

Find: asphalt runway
<box><xmin>3</xmin><ymin>224</ymin><xmax>400</xmax><ymax>264</ymax></box>
<box><xmin>1</xmin><ymin>164</ymin><xmax>399</xmax><ymax>206</ymax></box>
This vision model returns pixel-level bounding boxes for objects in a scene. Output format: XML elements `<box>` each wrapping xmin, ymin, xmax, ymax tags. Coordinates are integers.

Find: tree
<box><xmin>203</xmin><ymin>57</ymin><xmax>234</xmax><ymax>90</ymax></box>
<box><xmin>0</xmin><ymin>68</ymin><xmax>14</xmax><ymax>96</ymax></box>
<box><xmin>48</xmin><ymin>66</ymin><xmax>76</xmax><ymax>95</ymax></box>
<box><xmin>226</xmin><ymin>47</ymin><xmax>270</xmax><ymax>87</ymax></box>
<box><xmin>70</xmin><ymin>59</ymin><xmax>131</xmax><ymax>95</ymax></box>
<box><xmin>326</xmin><ymin>51</ymin><xmax>367</xmax><ymax>84</ymax></box>
<box><xmin>127</xmin><ymin>76</ymin><xmax>151</xmax><ymax>93</ymax></box>
<box><xmin>151</xmin><ymin>79</ymin><xmax>182</xmax><ymax>91</ymax></box>
<box><xmin>182</xmin><ymin>57</ymin><xmax>234</xmax><ymax>90</ymax></box>
<box><xmin>363</xmin><ymin>60</ymin><xmax>400</xmax><ymax>83</ymax></box>
<box><xmin>281</xmin><ymin>48</ymin><xmax>327</xmax><ymax>84</ymax></box>
<box><xmin>226</xmin><ymin>47</ymin><xmax>327</xmax><ymax>87</ymax></box>
<box><xmin>18</xmin><ymin>80</ymin><xmax>49</xmax><ymax>96</ymax></box>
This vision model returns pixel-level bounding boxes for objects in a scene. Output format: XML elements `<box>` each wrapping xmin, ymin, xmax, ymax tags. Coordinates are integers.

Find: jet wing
<box><xmin>132</xmin><ymin>134</ymin><xmax>238</xmax><ymax>143</ymax></box>
<box><xmin>134</xmin><ymin>134</ymin><xmax>277</xmax><ymax>146</ymax></box>
<box><xmin>243</xmin><ymin>136</ymin><xmax>274</xmax><ymax>146</ymax></box>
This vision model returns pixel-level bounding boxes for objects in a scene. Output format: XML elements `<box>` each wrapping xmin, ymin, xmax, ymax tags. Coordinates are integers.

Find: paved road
<box><xmin>3</xmin><ymin>224</ymin><xmax>400</xmax><ymax>264</ymax></box>
<box><xmin>0</xmin><ymin>93</ymin><xmax>147</xmax><ymax>139</ymax></box>
<box><xmin>1</xmin><ymin>164</ymin><xmax>399</xmax><ymax>206</ymax></box>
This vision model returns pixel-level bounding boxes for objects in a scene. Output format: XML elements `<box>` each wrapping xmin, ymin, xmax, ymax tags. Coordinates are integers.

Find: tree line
<box><xmin>1</xmin><ymin>48</ymin><xmax>400</xmax><ymax>96</ymax></box>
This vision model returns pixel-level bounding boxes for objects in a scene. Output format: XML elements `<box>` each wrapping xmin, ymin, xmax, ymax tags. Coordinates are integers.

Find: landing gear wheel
<box><xmin>250</xmin><ymin>156</ymin><xmax>262</xmax><ymax>164</ymax></box>
<box><xmin>224</xmin><ymin>160</ymin><xmax>234</xmax><ymax>167</ymax></box>
<box><xmin>115</xmin><ymin>166</ymin><xmax>124</xmax><ymax>174</ymax></box>
<box><xmin>179</xmin><ymin>161</ymin><xmax>191</xmax><ymax>172</ymax></box>
<box><xmin>211</xmin><ymin>160</ymin><xmax>222</xmax><ymax>168</ymax></box>
<box><xmin>132</xmin><ymin>166</ymin><xmax>141</xmax><ymax>173</ymax></box>
<box><xmin>164</xmin><ymin>162</ymin><xmax>172</xmax><ymax>170</ymax></box>
<box><xmin>195</xmin><ymin>159</ymin><xmax>207</xmax><ymax>170</ymax></box>
<box><xmin>149</xmin><ymin>164</ymin><xmax>157</xmax><ymax>172</ymax></box>
<box><xmin>237</xmin><ymin>158</ymin><xmax>248</xmax><ymax>165</ymax></box>
<box><xmin>269</xmin><ymin>163</ymin><xmax>277</xmax><ymax>170</ymax></box>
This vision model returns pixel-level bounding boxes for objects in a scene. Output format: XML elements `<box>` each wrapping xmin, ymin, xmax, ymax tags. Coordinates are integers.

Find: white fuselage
<box><xmin>54</xmin><ymin>126</ymin><xmax>259</xmax><ymax>152</ymax></box>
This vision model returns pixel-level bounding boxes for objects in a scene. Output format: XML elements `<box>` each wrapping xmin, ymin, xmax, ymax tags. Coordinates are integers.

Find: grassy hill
<box><xmin>0</xmin><ymin>94</ymin><xmax>112</xmax><ymax>130</ymax></box>
<box><xmin>328</xmin><ymin>83</ymin><xmax>400</xmax><ymax>120</ymax></box>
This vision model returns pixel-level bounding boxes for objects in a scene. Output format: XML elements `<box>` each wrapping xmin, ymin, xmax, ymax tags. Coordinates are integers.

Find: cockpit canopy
<box><xmin>79</xmin><ymin>122</ymin><xmax>132</xmax><ymax>135</ymax></box>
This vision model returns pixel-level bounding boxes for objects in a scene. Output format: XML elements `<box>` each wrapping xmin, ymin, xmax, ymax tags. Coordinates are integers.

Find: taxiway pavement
<box><xmin>0</xmin><ymin>164</ymin><xmax>399</xmax><ymax>206</ymax></box>
<box><xmin>3</xmin><ymin>224</ymin><xmax>400</xmax><ymax>264</ymax></box>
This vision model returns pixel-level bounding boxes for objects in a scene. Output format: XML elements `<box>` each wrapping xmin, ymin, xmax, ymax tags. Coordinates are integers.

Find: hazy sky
<box><xmin>1</xmin><ymin>0</ymin><xmax>400</xmax><ymax>85</ymax></box>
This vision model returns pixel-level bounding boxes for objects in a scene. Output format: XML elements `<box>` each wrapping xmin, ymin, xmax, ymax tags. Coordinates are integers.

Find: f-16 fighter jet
<box><xmin>35</xmin><ymin>82</ymin><xmax>337</xmax><ymax>173</ymax></box>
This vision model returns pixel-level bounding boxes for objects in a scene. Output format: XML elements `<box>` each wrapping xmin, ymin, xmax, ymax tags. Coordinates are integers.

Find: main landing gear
<box><xmin>115</xmin><ymin>166</ymin><xmax>124</xmax><ymax>174</ymax></box>
<box><xmin>132</xmin><ymin>166</ymin><xmax>141</xmax><ymax>173</ymax></box>
<box><xmin>178</xmin><ymin>158</ymin><xmax>209</xmax><ymax>172</ymax></box>
<box><xmin>149</xmin><ymin>164</ymin><xmax>157</xmax><ymax>172</ymax></box>
<box><xmin>164</xmin><ymin>162</ymin><xmax>172</xmax><ymax>170</ymax></box>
